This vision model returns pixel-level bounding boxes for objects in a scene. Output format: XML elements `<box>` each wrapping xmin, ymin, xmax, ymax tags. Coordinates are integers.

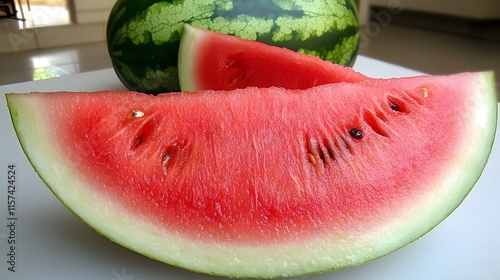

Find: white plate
<box><xmin>0</xmin><ymin>56</ymin><xmax>498</xmax><ymax>280</ymax></box>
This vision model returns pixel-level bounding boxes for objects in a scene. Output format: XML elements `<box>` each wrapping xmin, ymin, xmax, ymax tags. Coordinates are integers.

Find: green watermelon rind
<box><xmin>4</xmin><ymin>72</ymin><xmax>497</xmax><ymax>278</ymax></box>
<box><xmin>106</xmin><ymin>0</ymin><xmax>360</xmax><ymax>93</ymax></box>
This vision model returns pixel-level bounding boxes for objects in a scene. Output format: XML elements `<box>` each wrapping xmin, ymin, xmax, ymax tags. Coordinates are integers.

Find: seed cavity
<box><xmin>340</xmin><ymin>137</ymin><xmax>352</xmax><ymax>154</ymax></box>
<box><xmin>160</xmin><ymin>140</ymin><xmax>190</xmax><ymax>173</ymax></box>
<box><xmin>131</xmin><ymin>117</ymin><xmax>157</xmax><ymax>150</ymax></box>
<box><xmin>162</xmin><ymin>153</ymin><xmax>172</xmax><ymax>166</ymax></box>
<box><xmin>161</xmin><ymin>143</ymin><xmax>181</xmax><ymax>166</ymax></box>
<box><xmin>306</xmin><ymin>136</ymin><xmax>336</xmax><ymax>166</ymax></box>
<box><xmin>306</xmin><ymin>131</ymin><xmax>361</xmax><ymax>167</ymax></box>
<box><xmin>363</xmin><ymin>109</ymin><xmax>389</xmax><ymax>137</ymax></box>
<box><xmin>128</xmin><ymin>110</ymin><xmax>145</xmax><ymax>119</ymax></box>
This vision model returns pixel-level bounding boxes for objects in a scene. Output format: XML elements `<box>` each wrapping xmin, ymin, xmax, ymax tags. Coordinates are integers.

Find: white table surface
<box><xmin>0</xmin><ymin>56</ymin><xmax>499</xmax><ymax>280</ymax></box>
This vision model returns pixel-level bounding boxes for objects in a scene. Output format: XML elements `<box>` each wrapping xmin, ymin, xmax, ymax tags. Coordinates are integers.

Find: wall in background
<box><xmin>73</xmin><ymin>0</ymin><xmax>115</xmax><ymax>24</ymax></box>
<box><xmin>369</xmin><ymin>0</ymin><xmax>500</xmax><ymax>20</ymax></box>
<box><xmin>0</xmin><ymin>0</ymin><xmax>115</xmax><ymax>54</ymax></box>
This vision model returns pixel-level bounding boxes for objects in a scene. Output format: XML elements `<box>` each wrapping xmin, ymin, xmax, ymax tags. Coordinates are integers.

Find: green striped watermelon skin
<box><xmin>107</xmin><ymin>0</ymin><xmax>360</xmax><ymax>94</ymax></box>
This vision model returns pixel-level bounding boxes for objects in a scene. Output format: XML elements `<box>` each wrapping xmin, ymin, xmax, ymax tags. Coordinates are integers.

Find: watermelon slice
<box><xmin>178</xmin><ymin>24</ymin><xmax>367</xmax><ymax>91</ymax></box>
<box><xmin>5</xmin><ymin>72</ymin><xmax>497</xmax><ymax>278</ymax></box>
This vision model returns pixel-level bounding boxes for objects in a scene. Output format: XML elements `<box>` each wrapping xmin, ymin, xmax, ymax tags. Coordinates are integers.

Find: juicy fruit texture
<box><xmin>5</xmin><ymin>72</ymin><xmax>497</xmax><ymax>278</ymax></box>
<box><xmin>106</xmin><ymin>0</ymin><xmax>360</xmax><ymax>93</ymax></box>
<box><xmin>179</xmin><ymin>24</ymin><xmax>367</xmax><ymax>91</ymax></box>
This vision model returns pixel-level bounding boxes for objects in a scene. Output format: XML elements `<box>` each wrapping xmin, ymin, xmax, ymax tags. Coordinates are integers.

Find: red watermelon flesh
<box><xmin>5</xmin><ymin>72</ymin><xmax>497</xmax><ymax>278</ymax></box>
<box><xmin>178</xmin><ymin>24</ymin><xmax>367</xmax><ymax>92</ymax></box>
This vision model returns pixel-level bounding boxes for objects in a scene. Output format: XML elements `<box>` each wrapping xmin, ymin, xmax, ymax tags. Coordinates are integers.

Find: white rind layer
<box><xmin>178</xmin><ymin>24</ymin><xmax>203</xmax><ymax>92</ymax></box>
<box><xmin>5</xmin><ymin>72</ymin><xmax>498</xmax><ymax>278</ymax></box>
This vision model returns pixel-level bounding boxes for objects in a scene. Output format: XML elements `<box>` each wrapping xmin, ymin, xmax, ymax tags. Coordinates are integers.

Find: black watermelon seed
<box><xmin>349</xmin><ymin>128</ymin><xmax>363</xmax><ymax>139</ymax></box>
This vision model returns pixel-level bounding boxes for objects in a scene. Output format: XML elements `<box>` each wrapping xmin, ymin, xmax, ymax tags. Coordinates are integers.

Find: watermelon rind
<box><xmin>106</xmin><ymin>0</ymin><xmax>360</xmax><ymax>93</ymax></box>
<box><xmin>4</xmin><ymin>72</ymin><xmax>498</xmax><ymax>278</ymax></box>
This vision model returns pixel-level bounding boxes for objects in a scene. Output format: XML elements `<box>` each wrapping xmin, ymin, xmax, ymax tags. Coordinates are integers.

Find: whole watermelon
<box><xmin>107</xmin><ymin>0</ymin><xmax>360</xmax><ymax>94</ymax></box>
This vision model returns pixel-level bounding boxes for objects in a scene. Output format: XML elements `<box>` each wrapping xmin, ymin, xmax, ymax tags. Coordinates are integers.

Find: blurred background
<box><xmin>0</xmin><ymin>0</ymin><xmax>499</xmax><ymax>92</ymax></box>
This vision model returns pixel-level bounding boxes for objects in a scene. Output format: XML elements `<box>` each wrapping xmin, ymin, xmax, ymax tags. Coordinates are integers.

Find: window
<box><xmin>17</xmin><ymin>0</ymin><xmax>71</xmax><ymax>28</ymax></box>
